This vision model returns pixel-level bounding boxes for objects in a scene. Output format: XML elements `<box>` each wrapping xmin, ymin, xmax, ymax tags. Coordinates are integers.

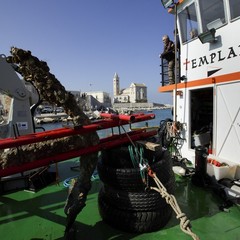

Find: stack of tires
<box><xmin>97</xmin><ymin>143</ymin><xmax>176</xmax><ymax>233</ymax></box>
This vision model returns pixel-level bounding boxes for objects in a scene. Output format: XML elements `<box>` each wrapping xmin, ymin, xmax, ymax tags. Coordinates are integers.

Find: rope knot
<box><xmin>147</xmin><ymin>168</ymin><xmax>155</xmax><ymax>178</ymax></box>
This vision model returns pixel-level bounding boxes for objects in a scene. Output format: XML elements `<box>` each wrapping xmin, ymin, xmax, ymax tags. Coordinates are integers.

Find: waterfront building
<box><xmin>113</xmin><ymin>73</ymin><xmax>147</xmax><ymax>103</ymax></box>
<box><xmin>68</xmin><ymin>90</ymin><xmax>110</xmax><ymax>110</ymax></box>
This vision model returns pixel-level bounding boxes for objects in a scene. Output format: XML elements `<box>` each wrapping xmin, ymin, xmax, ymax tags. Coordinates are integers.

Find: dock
<box><xmin>34</xmin><ymin>113</ymin><xmax>68</xmax><ymax>123</ymax></box>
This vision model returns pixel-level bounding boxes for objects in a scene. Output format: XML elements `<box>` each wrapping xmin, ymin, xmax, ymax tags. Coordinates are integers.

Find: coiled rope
<box><xmin>148</xmin><ymin>168</ymin><xmax>200</xmax><ymax>240</ymax></box>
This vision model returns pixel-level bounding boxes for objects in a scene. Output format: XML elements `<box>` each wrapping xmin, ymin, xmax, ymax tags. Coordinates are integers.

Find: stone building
<box><xmin>69</xmin><ymin>90</ymin><xmax>111</xmax><ymax>111</ymax></box>
<box><xmin>113</xmin><ymin>73</ymin><xmax>147</xmax><ymax>103</ymax></box>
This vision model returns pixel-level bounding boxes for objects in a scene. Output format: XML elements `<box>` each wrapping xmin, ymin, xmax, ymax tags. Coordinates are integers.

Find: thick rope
<box><xmin>148</xmin><ymin>169</ymin><xmax>200</xmax><ymax>240</ymax></box>
<box><xmin>128</xmin><ymin>145</ymin><xmax>140</xmax><ymax>168</ymax></box>
<box><xmin>128</xmin><ymin>144</ymin><xmax>147</xmax><ymax>184</ymax></box>
<box><xmin>121</xmin><ymin>125</ymin><xmax>149</xmax><ymax>184</ymax></box>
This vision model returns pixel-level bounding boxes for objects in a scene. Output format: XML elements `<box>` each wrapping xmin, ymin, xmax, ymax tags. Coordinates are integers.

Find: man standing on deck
<box><xmin>160</xmin><ymin>35</ymin><xmax>175</xmax><ymax>85</ymax></box>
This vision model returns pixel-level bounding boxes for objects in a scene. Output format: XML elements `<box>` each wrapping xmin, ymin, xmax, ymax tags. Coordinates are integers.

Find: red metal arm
<box><xmin>0</xmin><ymin>129</ymin><xmax>157</xmax><ymax>177</ymax></box>
<box><xmin>0</xmin><ymin>113</ymin><xmax>157</xmax><ymax>177</ymax></box>
<box><xmin>0</xmin><ymin>113</ymin><xmax>155</xmax><ymax>149</ymax></box>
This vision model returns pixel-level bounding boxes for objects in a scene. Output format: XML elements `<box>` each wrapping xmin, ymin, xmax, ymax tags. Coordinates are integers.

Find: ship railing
<box><xmin>160</xmin><ymin>51</ymin><xmax>180</xmax><ymax>86</ymax></box>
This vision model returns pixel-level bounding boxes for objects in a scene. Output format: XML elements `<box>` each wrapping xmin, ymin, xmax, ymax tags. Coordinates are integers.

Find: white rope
<box><xmin>149</xmin><ymin>170</ymin><xmax>200</xmax><ymax>240</ymax></box>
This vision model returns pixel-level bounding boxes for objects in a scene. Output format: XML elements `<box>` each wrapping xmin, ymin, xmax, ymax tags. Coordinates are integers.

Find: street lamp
<box><xmin>161</xmin><ymin>0</ymin><xmax>174</xmax><ymax>8</ymax></box>
<box><xmin>198</xmin><ymin>28</ymin><xmax>217</xmax><ymax>44</ymax></box>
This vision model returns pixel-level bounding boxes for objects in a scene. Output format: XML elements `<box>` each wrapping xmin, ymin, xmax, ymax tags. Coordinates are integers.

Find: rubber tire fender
<box><xmin>98</xmin><ymin>193</ymin><xmax>173</xmax><ymax>233</ymax></box>
<box><xmin>99</xmin><ymin>175</ymin><xmax>175</xmax><ymax>211</ymax></box>
<box><xmin>98</xmin><ymin>150</ymin><xmax>173</xmax><ymax>191</ymax></box>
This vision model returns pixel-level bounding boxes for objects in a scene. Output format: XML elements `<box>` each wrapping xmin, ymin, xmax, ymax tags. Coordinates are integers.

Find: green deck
<box><xmin>0</xmin><ymin>159</ymin><xmax>239</xmax><ymax>240</ymax></box>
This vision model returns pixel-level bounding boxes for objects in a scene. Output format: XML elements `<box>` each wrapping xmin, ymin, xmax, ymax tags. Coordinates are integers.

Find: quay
<box><xmin>34</xmin><ymin>113</ymin><xmax>68</xmax><ymax>124</ymax></box>
<box><xmin>35</xmin><ymin>113</ymin><xmax>68</xmax><ymax>119</ymax></box>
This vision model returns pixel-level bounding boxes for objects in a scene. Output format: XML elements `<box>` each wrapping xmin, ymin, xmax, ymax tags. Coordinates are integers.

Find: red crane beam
<box><xmin>0</xmin><ymin>113</ymin><xmax>158</xmax><ymax>177</ymax></box>
<box><xmin>0</xmin><ymin>129</ymin><xmax>157</xmax><ymax>177</ymax></box>
<box><xmin>0</xmin><ymin>113</ymin><xmax>155</xmax><ymax>150</ymax></box>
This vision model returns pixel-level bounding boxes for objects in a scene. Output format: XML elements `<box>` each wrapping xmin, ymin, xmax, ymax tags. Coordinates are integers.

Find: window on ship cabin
<box><xmin>199</xmin><ymin>0</ymin><xmax>226</xmax><ymax>32</ymax></box>
<box><xmin>178</xmin><ymin>2</ymin><xmax>199</xmax><ymax>43</ymax></box>
<box><xmin>229</xmin><ymin>0</ymin><xmax>240</xmax><ymax>20</ymax></box>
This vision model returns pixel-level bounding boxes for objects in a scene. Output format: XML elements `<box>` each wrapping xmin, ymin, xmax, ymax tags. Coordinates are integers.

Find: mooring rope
<box><xmin>148</xmin><ymin>168</ymin><xmax>200</xmax><ymax>240</ymax></box>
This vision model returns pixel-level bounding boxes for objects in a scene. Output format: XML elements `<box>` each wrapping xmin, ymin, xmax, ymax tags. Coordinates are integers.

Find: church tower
<box><xmin>113</xmin><ymin>72</ymin><xmax>120</xmax><ymax>96</ymax></box>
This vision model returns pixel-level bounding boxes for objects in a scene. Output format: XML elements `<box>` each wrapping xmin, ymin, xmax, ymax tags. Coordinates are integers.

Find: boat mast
<box><xmin>161</xmin><ymin>0</ymin><xmax>178</xmax><ymax>122</ymax></box>
<box><xmin>173</xmin><ymin>2</ymin><xmax>178</xmax><ymax>122</ymax></box>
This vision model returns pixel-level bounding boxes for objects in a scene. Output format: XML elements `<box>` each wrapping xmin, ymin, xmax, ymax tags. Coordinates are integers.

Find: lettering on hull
<box><xmin>184</xmin><ymin>45</ymin><xmax>240</xmax><ymax>70</ymax></box>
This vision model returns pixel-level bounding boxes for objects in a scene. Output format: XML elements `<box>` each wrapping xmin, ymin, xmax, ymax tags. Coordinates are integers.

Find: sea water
<box><xmin>38</xmin><ymin>108</ymin><xmax>172</xmax><ymax>139</ymax></box>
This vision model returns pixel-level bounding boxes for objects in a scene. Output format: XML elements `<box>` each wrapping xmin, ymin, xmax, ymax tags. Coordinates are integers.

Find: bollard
<box><xmin>195</xmin><ymin>146</ymin><xmax>208</xmax><ymax>176</ymax></box>
<box><xmin>191</xmin><ymin>146</ymin><xmax>209</xmax><ymax>187</ymax></box>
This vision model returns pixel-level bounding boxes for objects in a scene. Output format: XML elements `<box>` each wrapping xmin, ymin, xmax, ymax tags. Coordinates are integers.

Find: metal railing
<box><xmin>160</xmin><ymin>51</ymin><xmax>180</xmax><ymax>87</ymax></box>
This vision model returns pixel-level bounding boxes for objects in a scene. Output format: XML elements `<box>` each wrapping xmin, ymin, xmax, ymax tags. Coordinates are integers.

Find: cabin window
<box><xmin>199</xmin><ymin>0</ymin><xmax>226</xmax><ymax>32</ymax></box>
<box><xmin>178</xmin><ymin>3</ymin><xmax>199</xmax><ymax>43</ymax></box>
<box><xmin>229</xmin><ymin>0</ymin><xmax>240</xmax><ymax>20</ymax></box>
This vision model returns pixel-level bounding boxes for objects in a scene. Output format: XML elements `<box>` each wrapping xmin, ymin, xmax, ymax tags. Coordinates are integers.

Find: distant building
<box><xmin>113</xmin><ymin>73</ymin><xmax>147</xmax><ymax>103</ymax></box>
<box><xmin>69</xmin><ymin>90</ymin><xmax>81</xmax><ymax>99</ymax></box>
<box><xmin>65</xmin><ymin>90</ymin><xmax>112</xmax><ymax>111</ymax></box>
<box><xmin>85</xmin><ymin>91</ymin><xmax>111</xmax><ymax>109</ymax></box>
<box><xmin>85</xmin><ymin>91</ymin><xmax>111</xmax><ymax>105</ymax></box>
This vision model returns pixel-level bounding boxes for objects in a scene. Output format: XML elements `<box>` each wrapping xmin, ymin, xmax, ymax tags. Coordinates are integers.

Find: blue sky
<box><xmin>1</xmin><ymin>0</ymin><xmax>174</xmax><ymax>104</ymax></box>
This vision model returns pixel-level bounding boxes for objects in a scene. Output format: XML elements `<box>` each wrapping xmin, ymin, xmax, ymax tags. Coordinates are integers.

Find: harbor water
<box><xmin>38</xmin><ymin>108</ymin><xmax>172</xmax><ymax>139</ymax></box>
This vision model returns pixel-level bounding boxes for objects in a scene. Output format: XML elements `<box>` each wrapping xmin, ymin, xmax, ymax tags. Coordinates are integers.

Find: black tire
<box><xmin>101</xmin><ymin>143</ymin><xmax>163</xmax><ymax>169</ymax></box>
<box><xmin>98</xmin><ymin>149</ymin><xmax>173</xmax><ymax>191</ymax></box>
<box><xmin>98</xmin><ymin>194</ymin><xmax>173</xmax><ymax>233</ymax></box>
<box><xmin>99</xmin><ymin>175</ymin><xmax>175</xmax><ymax>211</ymax></box>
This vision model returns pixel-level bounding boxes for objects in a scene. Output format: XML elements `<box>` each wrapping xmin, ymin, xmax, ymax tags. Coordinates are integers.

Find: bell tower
<box><xmin>113</xmin><ymin>72</ymin><xmax>120</xmax><ymax>96</ymax></box>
